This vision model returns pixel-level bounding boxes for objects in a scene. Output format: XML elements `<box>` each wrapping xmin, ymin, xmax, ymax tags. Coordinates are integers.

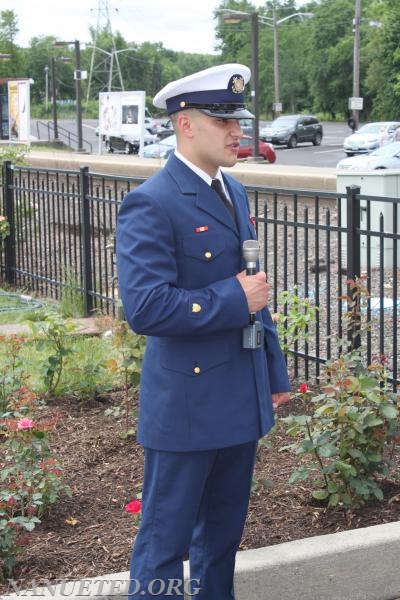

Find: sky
<box><xmin>7</xmin><ymin>0</ymin><xmax>288</xmax><ymax>55</ymax></box>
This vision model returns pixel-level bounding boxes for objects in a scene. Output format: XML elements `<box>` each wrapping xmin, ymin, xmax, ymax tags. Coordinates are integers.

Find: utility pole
<box><xmin>272</xmin><ymin>4</ymin><xmax>281</xmax><ymax>116</ymax></box>
<box><xmin>50</xmin><ymin>58</ymin><xmax>58</xmax><ymax>140</ymax></box>
<box><xmin>251</xmin><ymin>12</ymin><xmax>259</xmax><ymax>158</ymax></box>
<box><xmin>352</xmin><ymin>0</ymin><xmax>362</xmax><ymax>130</ymax></box>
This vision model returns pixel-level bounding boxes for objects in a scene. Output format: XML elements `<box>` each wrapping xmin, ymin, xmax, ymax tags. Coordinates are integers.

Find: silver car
<box><xmin>336</xmin><ymin>141</ymin><xmax>400</xmax><ymax>171</ymax></box>
<box><xmin>143</xmin><ymin>134</ymin><xmax>176</xmax><ymax>158</ymax></box>
<box><xmin>343</xmin><ymin>121</ymin><xmax>400</xmax><ymax>156</ymax></box>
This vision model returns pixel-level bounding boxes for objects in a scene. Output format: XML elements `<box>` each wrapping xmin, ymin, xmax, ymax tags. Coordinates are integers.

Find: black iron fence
<box><xmin>1</xmin><ymin>161</ymin><xmax>399</xmax><ymax>386</ymax></box>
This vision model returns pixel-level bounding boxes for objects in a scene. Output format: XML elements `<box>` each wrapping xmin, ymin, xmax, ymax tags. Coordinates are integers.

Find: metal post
<box><xmin>346</xmin><ymin>184</ymin><xmax>361</xmax><ymax>350</ymax></box>
<box><xmin>3</xmin><ymin>161</ymin><xmax>16</xmax><ymax>284</ymax></box>
<box><xmin>352</xmin><ymin>0</ymin><xmax>362</xmax><ymax>130</ymax></box>
<box><xmin>51</xmin><ymin>58</ymin><xmax>59</xmax><ymax>140</ymax></box>
<box><xmin>251</xmin><ymin>12</ymin><xmax>259</xmax><ymax>158</ymax></box>
<box><xmin>74</xmin><ymin>40</ymin><xmax>84</xmax><ymax>152</ymax></box>
<box><xmin>44</xmin><ymin>65</ymin><xmax>49</xmax><ymax>112</ymax></box>
<box><xmin>273</xmin><ymin>6</ymin><xmax>281</xmax><ymax>115</ymax></box>
<box><xmin>79</xmin><ymin>166</ymin><xmax>93</xmax><ymax>316</ymax></box>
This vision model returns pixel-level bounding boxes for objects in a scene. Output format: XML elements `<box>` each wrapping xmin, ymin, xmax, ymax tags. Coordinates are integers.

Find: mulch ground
<box><xmin>1</xmin><ymin>391</ymin><xmax>400</xmax><ymax>593</ymax></box>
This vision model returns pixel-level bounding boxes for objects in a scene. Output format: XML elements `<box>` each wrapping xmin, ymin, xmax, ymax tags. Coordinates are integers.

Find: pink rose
<box><xmin>298</xmin><ymin>383</ymin><xmax>308</xmax><ymax>394</ymax></box>
<box><xmin>17</xmin><ymin>417</ymin><xmax>34</xmax><ymax>430</ymax></box>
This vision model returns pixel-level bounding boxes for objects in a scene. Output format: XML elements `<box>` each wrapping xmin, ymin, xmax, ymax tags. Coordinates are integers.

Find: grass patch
<box><xmin>0</xmin><ymin>291</ymin><xmax>51</xmax><ymax>325</ymax></box>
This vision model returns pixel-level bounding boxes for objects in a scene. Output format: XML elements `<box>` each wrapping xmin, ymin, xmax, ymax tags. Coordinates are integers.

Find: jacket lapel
<box><xmin>165</xmin><ymin>155</ymin><xmax>239</xmax><ymax>234</ymax></box>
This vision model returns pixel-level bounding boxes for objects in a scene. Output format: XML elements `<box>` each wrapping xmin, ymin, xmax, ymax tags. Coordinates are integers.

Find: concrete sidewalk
<box><xmin>0</xmin><ymin>317</ymin><xmax>103</xmax><ymax>338</ymax></box>
<box><xmin>4</xmin><ymin>521</ymin><xmax>400</xmax><ymax>600</ymax></box>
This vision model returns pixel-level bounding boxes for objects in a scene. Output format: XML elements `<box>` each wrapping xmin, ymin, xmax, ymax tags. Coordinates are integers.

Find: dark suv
<box><xmin>260</xmin><ymin>114</ymin><xmax>323</xmax><ymax>148</ymax></box>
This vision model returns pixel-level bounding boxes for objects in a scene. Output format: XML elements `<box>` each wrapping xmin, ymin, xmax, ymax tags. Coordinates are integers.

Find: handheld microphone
<box><xmin>243</xmin><ymin>239</ymin><xmax>260</xmax><ymax>276</ymax></box>
<box><xmin>242</xmin><ymin>240</ymin><xmax>262</xmax><ymax>350</ymax></box>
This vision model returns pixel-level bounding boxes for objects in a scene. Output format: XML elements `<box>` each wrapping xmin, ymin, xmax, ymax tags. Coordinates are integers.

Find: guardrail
<box><xmin>35</xmin><ymin>120</ymin><xmax>93</xmax><ymax>153</ymax></box>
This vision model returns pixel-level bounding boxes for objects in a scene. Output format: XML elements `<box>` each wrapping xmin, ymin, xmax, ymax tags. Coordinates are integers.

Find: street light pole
<box><xmin>219</xmin><ymin>9</ymin><xmax>259</xmax><ymax>158</ymax></box>
<box><xmin>74</xmin><ymin>40</ymin><xmax>84</xmax><ymax>152</ymax></box>
<box><xmin>272</xmin><ymin>7</ymin><xmax>280</xmax><ymax>116</ymax></box>
<box><xmin>44</xmin><ymin>65</ymin><xmax>49</xmax><ymax>113</ymax></box>
<box><xmin>50</xmin><ymin>57</ymin><xmax>58</xmax><ymax>140</ymax></box>
<box><xmin>259</xmin><ymin>11</ymin><xmax>313</xmax><ymax>116</ymax></box>
<box><xmin>251</xmin><ymin>12</ymin><xmax>259</xmax><ymax>158</ymax></box>
<box><xmin>53</xmin><ymin>39</ymin><xmax>84</xmax><ymax>152</ymax></box>
<box><xmin>352</xmin><ymin>0</ymin><xmax>362</xmax><ymax>130</ymax></box>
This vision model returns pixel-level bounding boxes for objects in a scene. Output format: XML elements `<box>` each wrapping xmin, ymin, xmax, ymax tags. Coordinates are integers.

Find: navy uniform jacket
<box><xmin>116</xmin><ymin>153</ymin><xmax>290</xmax><ymax>452</ymax></box>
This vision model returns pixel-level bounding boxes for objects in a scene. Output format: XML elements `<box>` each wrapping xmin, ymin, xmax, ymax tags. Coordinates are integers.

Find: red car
<box><xmin>237</xmin><ymin>134</ymin><xmax>276</xmax><ymax>163</ymax></box>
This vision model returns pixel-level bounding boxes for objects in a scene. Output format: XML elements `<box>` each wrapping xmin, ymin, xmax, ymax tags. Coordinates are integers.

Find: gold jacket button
<box><xmin>204</xmin><ymin>250</ymin><xmax>212</xmax><ymax>260</ymax></box>
<box><xmin>192</xmin><ymin>303</ymin><xmax>202</xmax><ymax>313</ymax></box>
<box><xmin>193</xmin><ymin>366</ymin><xmax>201</xmax><ymax>375</ymax></box>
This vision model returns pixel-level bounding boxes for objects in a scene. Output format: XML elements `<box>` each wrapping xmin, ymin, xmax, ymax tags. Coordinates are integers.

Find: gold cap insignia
<box><xmin>180</xmin><ymin>100</ymin><xmax>186</xmax><ymax>108</ymax></box>
<box><xmin>231</xmin><ymin>75</ymin><xmax>245</xmax><ymax>94</ymax></box>
<box><xmin>192</xmin><ymin>303</ymin><xmax>202</xmax><ymax>313</ymax></box>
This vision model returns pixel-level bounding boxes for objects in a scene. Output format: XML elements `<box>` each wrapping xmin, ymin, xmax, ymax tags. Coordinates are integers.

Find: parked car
<box><xmin>336</xmin><ymin>141</ymin><xmax>400</xmax><ymax>171</ymax></box>
<box><xmin>155</xmin><ymin>118</ymin><xmax>175</xmax><ymax>140</ymax></box>
<box><xmin>143</xmin><ymin>134</ymin><xmax>177</xmax><ymax>158</ymax></box>
<box><xmin>105</xmin><ymin>132</ymin><xmax>157</xmax><ymax>154</ymax></box>
<box><xmin>259</xmin><ymin>114</ymin><xmax>323</xmax><ymax>148</ymax></box>
<box><xmin>239</xmin><ymin>119</ymin><xmax>254</xmax><ymax>136</ymax></box>
<box><xmin>237</xmin><ymin>135</ymin><xmax>276</xmax><ymax>163</ymax></box>
<box><xmin>343</xmin><ymin>121</ymin><xmax>400</xmax><ymax>156</ymax></box>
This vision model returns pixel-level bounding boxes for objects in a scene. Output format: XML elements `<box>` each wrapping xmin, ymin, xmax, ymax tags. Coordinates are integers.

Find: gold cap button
<box><xmin>193</xmin><ymin>366</ymin><xmax>201</xmax><ymax>375</ymax></box>
<box><xmin>204</xmin><ymin>251</ymin><xmax>212</xmax><ymax>259</ymax></box>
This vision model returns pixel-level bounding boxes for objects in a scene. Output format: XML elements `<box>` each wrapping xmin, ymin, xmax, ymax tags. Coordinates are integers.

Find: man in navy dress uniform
<box><xmin>116</xmin><ymin>63</ymin><xmax>291</xmax><ymax>599</ymax></box>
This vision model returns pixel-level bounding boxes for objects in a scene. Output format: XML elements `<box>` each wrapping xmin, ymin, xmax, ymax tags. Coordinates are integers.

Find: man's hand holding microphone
<box><xmin>236</xmin><ymin>240</ymin><xmax>290</xmax><ymax>407</ymax></box>
<box><xmin>236</xmin><ymin>269</ymin><xmax>268</xmax><ymax>314</ymax></box>
<box><xmin>235</xmin><ymin>240</ymin><xmax>266</xmax><ymax>350</ymax></box>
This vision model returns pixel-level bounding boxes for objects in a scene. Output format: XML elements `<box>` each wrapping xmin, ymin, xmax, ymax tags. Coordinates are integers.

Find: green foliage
<box><xmin>0</xmin><ymin>334</ymin><xmax>29</xmax><ymax>414</ymax></box>
<box><xmin>281</xmin><ymin>277</ymin><xmax>399</xmax><ymax>509</ymax></box>
<box><xmin>104</xmin><ymin>321</ymin><xmax>146</xmax><ymax>438</ymax></box>
<box><xmin>272</xmin><ymin>286</ymin><xmax>319</xmax><ymax>357</ymax></box>
<box><xmin>59</xmin><ymin>268</ymin><xmax>85</xmax><ymax>319</ymax></box>
<box><xmin>28</xmin><ymin>313</ymin><xmax>76</xmax><ymax>396</ymax></box>
<box><xmin>0</xmin><ymin>144</ymin><xmax>29</xmax><ymax>167</ymax></box>
<box><xmin>0</xmin><ymin>387</ymin><xmax>70</xmax><ymax>580</ymax></box>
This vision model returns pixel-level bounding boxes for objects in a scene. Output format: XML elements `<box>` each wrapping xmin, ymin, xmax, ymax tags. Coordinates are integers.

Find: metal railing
<box><xmin>35</xmin><ymin>120</ymin><xmax>93</xmax><ymax>153</ymax></box>
<box><xmin>1</xmin><ymin>161</ymin><xmax>399</xmax><ymax>386</ymax></box>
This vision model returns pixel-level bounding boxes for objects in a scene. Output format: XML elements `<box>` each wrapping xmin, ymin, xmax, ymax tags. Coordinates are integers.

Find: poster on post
<box><xmin>8</xmin><ymin>80</ymin><xmax>30</xmax><ymax>144</ymax></box>
<box><xmin>98</xmin><ymin>90</ymin><xmax>146</xmax><ymax>155</ymax></box>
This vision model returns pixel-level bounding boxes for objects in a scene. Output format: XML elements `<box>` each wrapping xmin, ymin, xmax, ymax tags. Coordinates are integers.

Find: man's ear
<box><xmin>176</xmin><ymin>111</ymin><xmax>194</xmax><ymax>139</ymax></box>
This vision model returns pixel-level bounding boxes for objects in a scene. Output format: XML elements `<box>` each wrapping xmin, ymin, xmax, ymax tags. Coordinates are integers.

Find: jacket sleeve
<box><xmin>116</xmin><ymin>188</ymin><xmax>250</xmax><ymax>337</ymax></box>
<box><xmin>261</xmin><ymin>306</ymin><xmax>291</xmax><ymax>393</ymax></box>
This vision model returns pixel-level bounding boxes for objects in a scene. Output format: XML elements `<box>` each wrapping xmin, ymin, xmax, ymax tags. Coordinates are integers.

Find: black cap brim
<box><xmin>199</xmin><ymin>107</ymin><xmax>255</xmax><ymax>120</ymax></box>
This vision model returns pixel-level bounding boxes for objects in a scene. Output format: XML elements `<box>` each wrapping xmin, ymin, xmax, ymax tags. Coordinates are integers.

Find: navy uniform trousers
<box><xmin>128</xmin><ymin>441</ymin><xmax>257</xmax><ymax>599</ymax></box>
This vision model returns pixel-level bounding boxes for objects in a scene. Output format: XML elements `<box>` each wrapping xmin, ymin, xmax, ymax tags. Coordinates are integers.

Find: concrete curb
<box><xmin>3</xmin><ymin>522</ymin><xmax>400</xmax><ymax>600</ymax></box>
<box><xmin>26</xmin><ymin>151</ymin><xmax>338</xmax><ymax>192</ymax></box>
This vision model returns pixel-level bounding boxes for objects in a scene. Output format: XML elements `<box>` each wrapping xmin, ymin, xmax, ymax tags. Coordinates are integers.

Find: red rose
<box><xmin>125</xmin><ymin>499</ymin><xmax>142</xmax><ymax>514</ymax></box>
<box><xmin>299</xmin><ymin>383</ymin><xmax>308</xmax><ymax>394</ymax></box>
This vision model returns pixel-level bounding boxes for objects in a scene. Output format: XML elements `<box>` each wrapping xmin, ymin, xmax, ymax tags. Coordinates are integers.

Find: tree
<box><xmin>0</xmin><ymin>10</ymin><xmax>26</xmax><ymax>79</ymax></box>
<box><xmin>364</xmin><ymin>0</ymin><xmax>400</xmax><ymax>119</ymax></box>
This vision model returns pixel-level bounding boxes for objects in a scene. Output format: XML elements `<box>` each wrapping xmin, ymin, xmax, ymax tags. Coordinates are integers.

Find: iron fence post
<box><xmin>346</xmin><ymin>184</ymin><xmax>361</xmax><ymax>349</ymax></box>
<box><xmin>3</xmin><ymin>161</ymin><xmax>16</xmax><ymax>284</ymax></box>
<box><xmin>80</xmin><ymin>166</ymin><xmax>93</xmax><ymax>316</ymax></box>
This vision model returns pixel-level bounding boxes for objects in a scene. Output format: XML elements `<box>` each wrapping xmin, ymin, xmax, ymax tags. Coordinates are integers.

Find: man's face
<box><xmin>176</xmin><ymin>110</ymin><xmax>243</xmax><ymax>176</ymax></box>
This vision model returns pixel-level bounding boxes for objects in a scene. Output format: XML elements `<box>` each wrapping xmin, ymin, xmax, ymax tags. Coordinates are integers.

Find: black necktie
<box><xmin>211</xmin><ymin>179</ymin><xmax>236</xmax><ymax>224</ymax></box>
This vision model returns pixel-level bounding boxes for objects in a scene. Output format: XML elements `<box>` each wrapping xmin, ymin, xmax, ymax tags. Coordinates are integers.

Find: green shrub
<box><xmin>281</xmin><ymin>277</ymin><xmax>399</xmax><ymax>509</ymax></box>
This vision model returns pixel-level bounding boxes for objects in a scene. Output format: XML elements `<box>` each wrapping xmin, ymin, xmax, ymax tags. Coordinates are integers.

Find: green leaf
<box><xmin>312</xmin><ymin>489</ymin><xmax>329</xmax><ymax>500</ymax></box>
<box><xmin>289</xmin><ymin>467</ymin><xmax>309</xmax><ymax>483</ymax></box>
<box><xmin>380</xmin><ymin>404</ymin><xmax>398</xmax><ymax>420</ymax></box>
<box><xmin>319</xmin><ymin>443</ymin><xmax>338</xmax><ymax>458</ymax></box>
<box><xmin>328</xmin><ymin>493</ymin><xmax>340</xmax><ymax>507</ymax></box>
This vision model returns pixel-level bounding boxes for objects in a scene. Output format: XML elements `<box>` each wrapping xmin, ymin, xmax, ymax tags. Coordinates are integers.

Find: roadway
<box><xmin>32</xmin><ymin>119</ymin><xmax>351</xmax><ymax>169</ymax></box>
